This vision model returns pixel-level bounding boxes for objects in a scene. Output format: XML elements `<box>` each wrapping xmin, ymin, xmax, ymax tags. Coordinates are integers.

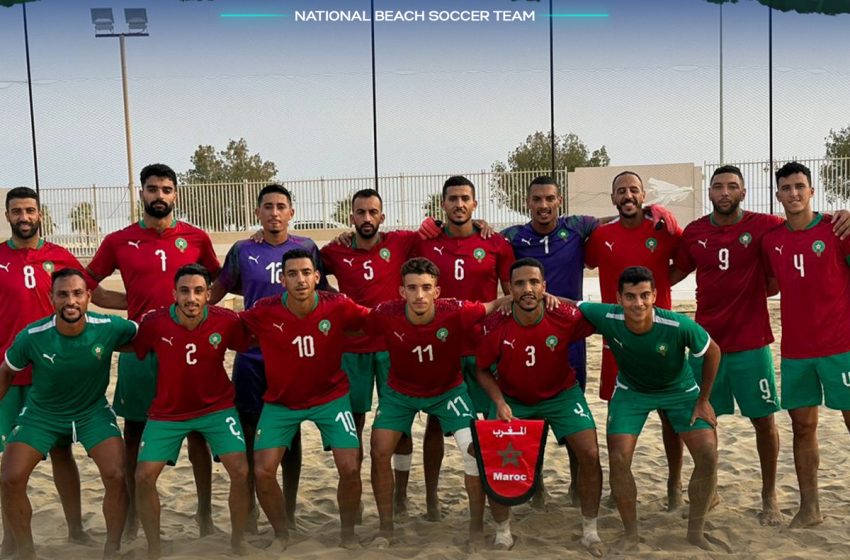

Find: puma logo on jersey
<box><xmin>127</xmin><ymin>240</ymin><xmax>141</xmax><ymax>249</ymax></box>
<box><xmin>343</xmin><ymin>258</ymin><xmax>355</xmax><ymax>267</ymax></box>
<box><xmin>697</xmin><ymin>239</ymin><xmax>708</xmax><ymax>249</ymax></box>
<box><xmin>432</xmin><ymin>246</ymin><xmax>445</xmax><ymax>256</ymax></box>
<box><xmin>273</xmin><ymin>322</ymin><xmax>285</xmax><ymax>332</ymax></box>
<box><xmin>161</xmin><ymin>337</ymin><xmax>174</xmax><ymax>346</ymax></box>
<box><xmin>503</xmin><ymin>339</ymin><xmax>516</xmax><ymax>349</ymax></box>
<box><xmin>520</xmin><ymin>238</ymin><xmax>532</xmax><ymax>245</ymax></box>
<box><xmin>774</xmin><ymin>245</ymin><xmax>783</xmax><ymax>255</ymax></box>
<box><xmin>0</xmin><ymin>263</ymin><xmax>9</xmax><ymax>272</ymax></box>
<box><xmin>42</xmin><ymin>353</ymin><xmax>56</xmax><ymax>364</ymax></box>
<box><xmin>392</xmin><ymin>331</ymin><xmax>406</xmax><ymax>342</ymax></box>
<box><xmin>612</xmin><ymin>338</ymin><xmax>624</xmax><ymax>348</ymax></box>
<box><xmin>247</xmin><ymin>255</ymin><xmax>260</xmax><ymax>264</ymax></box>
<box><xmin>604</xmin><ymin>241</ymin><xmax>615</xmax><ymax>251</ymax></box>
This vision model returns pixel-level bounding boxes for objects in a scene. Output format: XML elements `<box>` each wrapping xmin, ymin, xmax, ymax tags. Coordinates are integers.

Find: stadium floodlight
<box><xmin>124</xmin><ymin>8</ymin><xmax>147</xmax><ymax>33</ymax></box>
<box><xmin>90</xmin><ymin>8</ymin><xmax>114</xmax><ymax>35</ymax></box>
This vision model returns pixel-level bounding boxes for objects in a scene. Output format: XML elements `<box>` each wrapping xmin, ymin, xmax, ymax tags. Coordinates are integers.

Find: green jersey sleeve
<box><xmin>576</xmin><ymin>301</ymin><xmax>618</xmax><ymax>336</ymax></box>
<box><xmin>111</xmin><ymin>316</ymin><xmax>139</xmax><ymax>346</ymax></box>
<box><xmin>679</xmin><ymin>315</ymin><xmax>711</xmax><ymax>358</ymax></box>
<box><xmin>4</xmin><ymin>328</ymin><xmax>32</xmax><ymax>372</ymax></box>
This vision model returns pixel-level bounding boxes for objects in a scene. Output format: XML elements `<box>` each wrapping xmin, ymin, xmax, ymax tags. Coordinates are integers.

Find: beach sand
<box><xmin>17</xmin><ymin>301</ymin><xmax>850</xmax><ymax>559</ymax></box>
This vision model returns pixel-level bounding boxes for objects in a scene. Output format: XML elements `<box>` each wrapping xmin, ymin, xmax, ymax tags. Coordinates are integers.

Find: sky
<box><xmin>1</xmin><ymin>0</ymin><xmax>849</xmax><ymax>191</ymax></box>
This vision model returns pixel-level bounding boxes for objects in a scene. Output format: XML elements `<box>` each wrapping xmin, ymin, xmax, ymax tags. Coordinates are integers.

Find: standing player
<box><xmin>476</xmin><ymin>258</ymin><xmax>602</xmax><ymax>554</ymax></box>
<box><xmin>577</xmin><ymin>266</ymin><xmax>720</xmax><ymax>550</ymax></box>
<box><xmin>133</xmin><ymin>264</ymin><xmax>251</xmax><ymax>559</ymax></box>
<box><xmin>1</xmin><ymin>187</ymin><xmax>126</xmax><ymax>553</ymax></box>
<box><xmin>241</xmin><ymin>249</ymin><xmax>369</xmax><ymax>549</ymax></box>
<box><xmin>584</xmin><ymin>170</ymin><xmax>685</xmax><ymax>510</ymax></box>
<box><xmin>210</xmin><ymin>184</ymin><xmax>321</xmax><ymax>529</ymax></box>
<box><xmin>367</xmin><ymin>257</ymin><xmax>505</xmax><ymax>548</ymax></box>
<box><xmin>672</xmin><ymin>165</ymin><xmax>847</xmax><ymax>524</ymax></box>
<box><xmin>86</xmin><ymin>163</ymin><xmax>221</xmax><ymax>538</ymax></box>
<box><xmin>413</xmin><ymin>175</ymin><xmax>515</xmax><ymax>517</ymax></box>
<box><xmin>762</xmin><ymin>162</ymin><xmax>850</xmax><ymax>528</ymax></box>
<box><xmin>0</xmin><ymin>268</ymin><xmax>138</xmax><ymax>560</ymax></box>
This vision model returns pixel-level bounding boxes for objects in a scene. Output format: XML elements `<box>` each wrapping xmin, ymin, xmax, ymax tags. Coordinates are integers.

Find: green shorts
<box><xmin>341</xmin><ymin>351</ymin><xmax>390</xmax><ymax>415</ymax></box>
<box><xmin>463</xmin><ymin>356</ymin><xmax>492</xmax><ymax>415</ymax></box>
<box><xmin>491</xmin><ymin>384</ymin><xmax>596</xmax><ymax>443</ymax></box>
<box><xmin>373</xmin><ymin>383</ymin><xmax>475</xmax><ymax>436</ymax></box>
<box><xmin>254</xmin><ymin>395</ymin><xmax>360</xmax><ymax>451</ymax></box>
<box><xmin>6</xmin><ymin>399</ymin><xmax>122</xmax><ymax>457</ymax></box>
<box><xmin>113</xmin><ymin>352</ymin><xmax>158</xmax><ymax>422</ymax></box>
<box><xmin>689</xmin><ymin>346</ymin><xmax>780</xmax><ymax>419</ymax></box>
<box><xmin>139</xmin><ymin>408</ymin><xmax>246</xmax><ymax>465</ymax></box>
<box><xmin>0</xmin><ymin>385</ymin><xmax>29</xmax><ymax>452</ymax></box>
<box><xmin>607</xmin><ymin>380</ymin><xmax>712</xmax><ymax>435</ymax></box>
<box><xmin>780</xmin><ymin>351</ymin><xmax>850</xmax><ymax>411</ymax></box>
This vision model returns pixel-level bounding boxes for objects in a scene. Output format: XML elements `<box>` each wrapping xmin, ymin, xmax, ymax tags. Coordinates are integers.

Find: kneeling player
<box><xmin>366</xmin><ymin>257</ymin><xmax>505</xmax><ymax>548</ymax></box>
<box><xmin>577</xmin><ymin>266</ymin><xmax>720</xmax><ymax>550</ymax></box>
<box><xmin>0</xmin><ymin>269</ymin><xmax>137</xmax><ymax>560</ymax></box>
<box><xmin>476</xmin><ymin>258</ymin><xmax>602</xmax><ymax>554</ymax></box>
<box><xmin>131</xmin><ymin>265</ymin><xmax>250</xmax><ymax>559</ymax></box>
<box><xmin>240</xmin><ymin>249</ymin><xmax>370</xmax><ymax>549</ymax></box>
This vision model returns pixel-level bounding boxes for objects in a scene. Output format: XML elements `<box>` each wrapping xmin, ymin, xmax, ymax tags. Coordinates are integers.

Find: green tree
<box><xmin>179</xmin><ymin>138</ymin><xmax>278</xmax><ymax>230</ymax></box>
<box><xmin>491</xmin><ymin>131</ymin><xmax>610</xmax><ymax>214</ymax></box>
<box><xmin>821</xmin><ymin>126</ymin><xmax>850</xmax><ymax>203</ymax></box>
<box><xmin>422</xmin><ymin>193</ymin><xmax>443</xmax><ymax>221</ymax></box>
<box><xmin>40</xmin><ymin>203</ymin><xmax>56</xmax><ymax>237</ymax></box>
<box><xmin>69</xmin><ymin>202</ymin><xmax>99</xmax><ymax>237</ymax></box>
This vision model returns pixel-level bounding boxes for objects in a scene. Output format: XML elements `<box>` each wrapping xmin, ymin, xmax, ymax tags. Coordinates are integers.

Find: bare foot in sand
<box><xmin>682</xmin><ymin>491</ymin><xmax>720</xmax><ymax>518</ymax></box>
<box><xmin>394</xmin><ymin>498</ymin><xmax>410</xmax><ymax>518</ymax></box>
<box><xmin>667</xmin><ymin>485</ymin><xmax>684</xmax><ymax>512</ymax></box>
<box><xmin>466</xmin><ymin>531</ymin><xmax>485</xmax><ymax>553</ymax></box>
<box><xmin>760</xmin><ymin>495</ymin><xmax>785</xmax><ymax>526</ymax></box>
<box><xmin>265</xmin><ymin>535</ymin><xmax>289</xmax><ymax>554</ymax></box>
<box><xmin>687</xmin><ymin>531</ymin><xmax>714</xmax><ymax>550</ymax></box>
<box><xmin>339</xmin><ymin>533</ymin><xmax>361</xmax><ymax>549</ymax></box>
<box><xmin>581</xmin><ymin>534</ymin><xmax>605</xmax><ymax>557</ymax></box>
<box><xmin>614</xmin><ymin>533</ymin><xmax>640</xmax><ymax>552</ymax></box>
<box><xmin>197</xmin><ymin>512</ymin><xmax>217</xmax><ymax>537</ymax></box>
<box><xmin>69</xmin><ymin>529</ymin><xmax>96</xmax><ymax>546</ymax></box>
<box><xmin>425</xmin><ymin>501</ymin><xmax>441</xmax><ymax>522</ymax></box>
<box><xmin>790</xmin><ymin>507</ymin><xmax>823</xmax><ymax>528</ymax></box>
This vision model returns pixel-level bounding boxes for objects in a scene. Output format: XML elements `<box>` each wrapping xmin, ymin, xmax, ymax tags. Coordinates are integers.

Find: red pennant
<box><xmin>471</xmin><ymin>418</ymin><xmax>548</xmax><ymax>505</ymax></box>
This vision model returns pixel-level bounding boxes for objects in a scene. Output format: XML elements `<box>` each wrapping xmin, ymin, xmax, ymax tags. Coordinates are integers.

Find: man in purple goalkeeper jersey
<box><xmin>210</xmin><ymin>183</ymin><xmax>327</xmax><ymax>530</ymax></box>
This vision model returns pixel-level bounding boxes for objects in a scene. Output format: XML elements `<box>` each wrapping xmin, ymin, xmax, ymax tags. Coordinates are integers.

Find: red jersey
<box><xmin>321</xmin><ymin>230</ymin><xmax>418</xmax><ymax>353</ymax></box>
<box><xmin>0</xmin><ymin>240</ymin><xmax>96</xmax><ymax>386</ymax></box>
<box><xmin>365</xmin><ymin>299</ymin><xmax>485</xmax><ymax>398</ymax></box>
<box><xmin>240</xmin><ymin>291</ymin><xmax>370</xmax><ymax>409</ymax></box>
<box><xmin>675</xmin><ymin>212</ymin><xmax>782</xmax><ymax>353</ymax></box>
<box><xmin>87</xmin><ymin>220</ymin><xmax>220</xmax><ymax>321</ymax></box>
<box><xmin>477</xmin><ymin>303</ymin><xmax>594</xmax><ymax>404</ymax></box>
<box><xmin>585</xmin><ymin>219</ymin><xmax>681</xmax><ymax>309</ymax></box>
<box><xmin>762</xmin><ymin>213</ymin><xmax>850</xmax><ymax>359</ymax></box>
<box><xmin>133</xmin><ymin>305</ymin><xmax>248</xmax><ymax>421</ymax></box>
<box><xmin>414</xmin><ymin>229</ymin><xmax>514</xmax><ymax>302</ymax></box>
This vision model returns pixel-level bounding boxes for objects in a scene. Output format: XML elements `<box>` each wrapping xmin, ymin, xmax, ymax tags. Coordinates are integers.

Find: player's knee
<box><xmin>100</xmin><ymin>463</ymin><xmax>126</xmax><ymax>488</ymax></box>
<box><xmin>134</xmin><ymin>466</ymin><xmax>157</xmax><ymax>488</ymax></box>
<box><xmin>690</xmin><ymin>444</ymin><xmax>718</xmax><ymax>469</ymax></box>
<box><xmin>227</xmin><ymin>460</ymin><xmax>250</xmax><ymax>485</ymax></box>
<box><xmin>0</xmin><ymin>465</ymin><xmax>31</xmax><ymax>492</ymax></box>
<box><xmin>574</xmin><ymin>442</ymin><xmax>600</xmax><ymax>469</ymax></box>
<box><xmin>608</xmin><ymin>448</ymin><xmax>632</xmax><ymax>471</ymax></box>
<box><xmin>453</xmin><ymin>428</ymin><xmax>478</xmax><ymax>476</ymax></box>
<box><xmin>790</xmin><ymin>415</ymin><xmax>817</xmax><ymax>436</ymax></box>
<box><xmin>336</xmin><ymin>457</ymin><xmax>360</xmax><ymax>481</ymax></box>
<box><xmin>369</xmin><ymin>441</ymin><xmax>393</xmax><ymax>465</ymax></box>
<box><xmin>253</xmin><ymin>460</ymin><xmax>278</xmax><ymax>485</ymax></box>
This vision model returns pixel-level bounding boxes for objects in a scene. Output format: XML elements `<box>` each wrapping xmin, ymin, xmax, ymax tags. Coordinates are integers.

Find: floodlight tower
<box><xmin>91</xmin><ymin>8</ymin><xmax>149</xmax><ymax>222</ymax></box>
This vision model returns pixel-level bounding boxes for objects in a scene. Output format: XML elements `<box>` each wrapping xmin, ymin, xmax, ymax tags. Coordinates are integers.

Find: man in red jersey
<box><xmin>0</xmin><ymin>187</ymin><xmax>125</xmax><ymax>554</ymax></box>
<box><xmin>86</xmin><ymin>163</ymin><xmax>221</xmax><ymax>538</ymax></box>
<box><xmin>241</xmin><ymin>248</ymin><xmax>369</xmax><ymax>549</ymax></box>
<box><xmin>584</xmin><ymin>170</ymin><xmax>685</xmax><ymax>510</ymax></box>
<box><xmin>366</xmin><ymin>257</ymin><xmax>506</xmax><ymax>549</ymax></box>
<box><xmin>477</xmin><ymin>258</ymin><xmax>602</xmax><ymax>554</ymax></box>
<box><xmin>762</xmin><ymin>161</ymin><xmax>850</xmax><ymax>528</ymax></box>
<box><xmin>674</xmin><ymin>165</ymin><xmax>850</xmax><ymax>524</ymax></box>
<box><xmin>132</xmin><ymin>264</ymin><xmax>250</xmax><ymax>559</ymax></box>
<box><xmin>412</xmin><ymin>175</ymin><xmax>515</xmax><ymax>518</ymax></box>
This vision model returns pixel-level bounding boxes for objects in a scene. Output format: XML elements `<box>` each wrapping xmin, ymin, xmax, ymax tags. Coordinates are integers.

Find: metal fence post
<box><xmin>321</xmin><ymin>177</ymin><xmax>328</xmax><ymax>226</ymax></box>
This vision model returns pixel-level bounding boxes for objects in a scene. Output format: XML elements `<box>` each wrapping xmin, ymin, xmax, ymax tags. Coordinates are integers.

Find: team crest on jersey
<box><xmin>209</xmin><ymin>332</ymin><xmax>222</xmax><ymax>349</ymax></box>
<box><xmin>645</xmin><ymin>238</ymin><xmax>658</xmax><ymax>253</ymax></box>
<box><xmin>812</xmin><ymin>240</ymin><xmax>825</xmax><ymax>257</ymax></box>
<box><xmin>473</xmin><ymin>248</ymin><xmax>486</xmax><ymax>262</ymax></box>
<box><xmin>558</xmin><ymin>229</ymin><xmax>568</xmax><ymax>240</ymax></box>
<box><xmin>318</xmin><ymin>319</ymin><xmax>331</xmax><ymax>335</ymax></box>
<box><xmin>739</xmin><ymin>233</ymin><xmax>752</xmax><ymax>247</ymax></box>
<box><xmin>175</xmin><ymin>237</ymin><xmax>188</xmax><ymax>252</ymax></box>
<box><xmin>379</xmin><ymin>248</ymin><xmax>391</xmax><ymax>262</ymax></box>
<box><xmin>655</xmin><ymin>342</ymin><xmax>668</xmax><ymax>356</ymax></box>
<box><xmin>92</xmin><ymin>343</ymin><xmax>105</xmax><ymax>360</ymax></box>
<box><xmin>545</xmin><ymin>335</ymin><xmax>558</xmax><ymax>351</ymax></box>
<box><xmin>42</xmin><ymin>261</ymin><xmax>55</xmax><ymax>273</ymax></box>
<box><xmin>436</xmin><ymin>327</ymin><xmax>449</xmax><ymax>342</ymax></box>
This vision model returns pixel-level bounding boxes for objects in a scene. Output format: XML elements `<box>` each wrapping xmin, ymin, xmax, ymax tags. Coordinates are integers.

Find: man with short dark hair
<box><xmin>133</xmin><ymin>264</ymin><xmax>251</xmax><ymax>559</ymax></box>
<box><xmin>87</xmin><ymin>163</ymin><xmax>221</xmax><ymax>538</ymax></box>
<box><xmin>0</xmin><ymin>269</ymin><xmax>138</xmax><ymax>560</ymax></box>
<box><xmin>210</xmin><ymin>183</ymin><xmax>324</xmax><ymax>529</ymax></box>
<box><xmin>577</xmin><ymin>266</ymin><xmax>720</xmax><ymax>550</ymax></box>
